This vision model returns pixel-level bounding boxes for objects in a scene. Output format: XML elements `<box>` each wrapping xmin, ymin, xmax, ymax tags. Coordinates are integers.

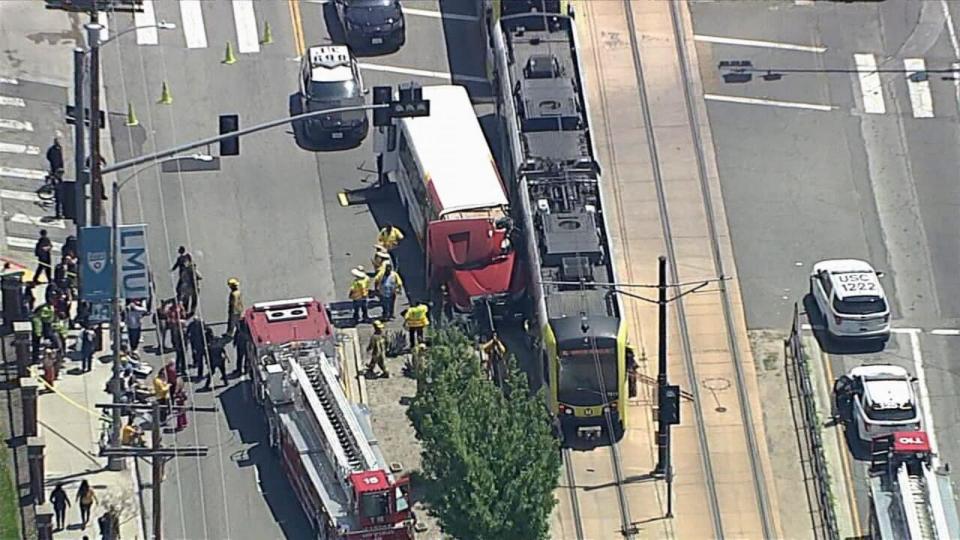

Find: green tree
<box><xmin>407</xmin><ymin>328</ymin><xmax>561</xmax><ymax>540</ymax></box>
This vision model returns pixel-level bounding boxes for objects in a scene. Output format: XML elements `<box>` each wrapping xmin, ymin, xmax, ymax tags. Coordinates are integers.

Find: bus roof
<box><xmin>400</xmin><ymin>85</ymin><xmax>508</xmax><ymax>216</ymax></box>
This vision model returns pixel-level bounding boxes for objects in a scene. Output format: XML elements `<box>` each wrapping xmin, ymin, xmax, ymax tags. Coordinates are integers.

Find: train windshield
<box><xmin>359</xmin><ymin>491</ymin><xmax>390</xmax><ymax>519</ymax></box>
<box><xmin>557</xmin><ymin>349</ymin><xmax>618</xmax><ymax>406</ymax></box>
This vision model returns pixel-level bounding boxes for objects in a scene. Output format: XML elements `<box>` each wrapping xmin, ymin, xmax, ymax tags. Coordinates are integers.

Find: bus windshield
<box><xmin>557</xmin><ymin>349</ymin><xmax>619</xmax><ymax>406</ymax></box>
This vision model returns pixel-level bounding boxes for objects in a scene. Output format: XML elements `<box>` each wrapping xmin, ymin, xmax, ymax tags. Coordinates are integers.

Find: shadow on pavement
<box><xmin>217</xmin><ymin>382</ymin><xmax>313</xmax><ymax>537</ymax></box>
<box><xmin>802</xmin><ymin>294</ymin><xmax>887</xmax><ymax>356</ymax></box>
<box><xmin>439</xmin><ymin>1</ymin><xmax>492</xmax><ymax>99</ymax></box>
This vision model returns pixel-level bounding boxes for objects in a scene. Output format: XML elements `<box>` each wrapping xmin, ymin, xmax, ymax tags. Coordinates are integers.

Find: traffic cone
<box><xmin>223</xmin><ymin>41</ymin><xmax>237</xmax><ymax>64</ymax></box>
<box><xmin>261</xmin><ymin>21</ymin><xmax>273</xmax><ymax>45</ymax></box>
<box><xmin>158</xmin><ymin>81</ymin><xmax>173</xmax><ymax>105</ymax></box>
<box><xmin>125</xmin><ymin>102</ymin><xmax>139</xmax><ymax>126</ymax></box>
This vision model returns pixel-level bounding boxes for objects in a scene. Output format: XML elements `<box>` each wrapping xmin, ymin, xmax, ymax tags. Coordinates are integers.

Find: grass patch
<box><xmin>762</xmin><ymin>352</ymin><xmax>780</xmax><ymax>371</ymax></box>
<box><xmin>0</xmin><ymin>440</ymin><xmax>21</xmax><ymax>539</ymax></box>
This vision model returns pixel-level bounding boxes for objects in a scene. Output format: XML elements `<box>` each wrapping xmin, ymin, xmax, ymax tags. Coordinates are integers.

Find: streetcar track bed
<box><xmin>575</xmin><ymin>0</ymin><xmax>781</xmax><ymax>538</ymax></box>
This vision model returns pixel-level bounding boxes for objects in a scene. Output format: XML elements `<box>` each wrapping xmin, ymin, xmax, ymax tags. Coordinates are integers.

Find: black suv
<box><xmin>299</xmin><ymin>45</ymin><xmax>369</xmax><ymax>149</ymax></box>
<box><xmin>335</xmin><ymin>0</ymin><xmax>405</xmax><ymax>52</ymax></box>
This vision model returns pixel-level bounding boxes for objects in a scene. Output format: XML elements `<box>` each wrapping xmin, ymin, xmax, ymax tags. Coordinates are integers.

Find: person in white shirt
<box><xmin>125</xmin><ymin>299</ymin><xmax>148</xmax><ymax>356</ymax></box>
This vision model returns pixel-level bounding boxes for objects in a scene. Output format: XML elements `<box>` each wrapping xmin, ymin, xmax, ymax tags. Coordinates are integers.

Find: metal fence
<box><xmin>784</xmin><ymin>302</ymin><xmax>840</xmax><ymax>540</ymax></box>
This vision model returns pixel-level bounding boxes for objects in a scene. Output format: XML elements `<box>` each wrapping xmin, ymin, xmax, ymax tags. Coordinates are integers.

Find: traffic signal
<box><xmin>393</xmin><ymin>82</ymin><xmax>430</xmax><ymax>118</ymax></box>
<box><xmin>65</xmin><ymin>105</ymin><xmax>105</xmax><ymax>129</ymax></box>
<box><xmin>372</xmin><ymin>86</ymin><xmax>392</xmax><ymax>128</ymax></box>
<box><xmin>219</xmin><ymin>114</ymin><xmax>240</xmax><ymax>156</ymax></box>
<box><xmin>45</xmin><ymin>0</ymin><xmax>144</xmax><ymax>12</ymax></box>
<box><xmin>659</xmin><ymin>384</ymin><xmax>681</xmax><ymax>426</ymax></box>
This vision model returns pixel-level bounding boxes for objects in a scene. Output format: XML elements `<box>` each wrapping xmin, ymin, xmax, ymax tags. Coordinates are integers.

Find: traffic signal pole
<box><xmin>87</xmin><ymin>19</ymin><xmax>104</xmax><ymax>226</ymax></box>
<box><xmin>72</xmin><ymin>47</ymin><xmax>87</xmax><ymax>227</ymax></box>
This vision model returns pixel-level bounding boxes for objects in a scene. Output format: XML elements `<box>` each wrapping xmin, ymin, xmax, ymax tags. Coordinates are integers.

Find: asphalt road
<box><xmin>98</xmin><ymin>1</ymin><xmax>487</xmax><ymax>538</ymax></box>
<box><xmin>689</xmin><ymin>0</ymin><xmax>960</xmax><ymax>529</ymax></box>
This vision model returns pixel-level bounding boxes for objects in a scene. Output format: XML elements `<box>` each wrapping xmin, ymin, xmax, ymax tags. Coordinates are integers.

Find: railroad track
<box><xmin>574</xmin><ymin>0</ymin><xmax>778</xmax><ymax>538</ymax></box>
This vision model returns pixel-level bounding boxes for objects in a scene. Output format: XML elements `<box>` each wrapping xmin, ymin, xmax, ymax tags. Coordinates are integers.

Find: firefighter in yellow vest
<box><xmin>371</xmin><ymin>245</ymin><xmax>392</xmax><ymax>273</ymax></box>
<box><xmin>365</xmin><ymin>320</ymin><xmax>389</xmax><ymax>378</ymax></box>
<box><xmin>377</xmin><ymin>223</ymin><xmax>404</xmax><ymax>252</ymax></box>
<box><xmin>349</xmin><ymin>266</ymin><xmax>371</xmax><ymax>323</ymax></box>
<box><xmin>402</xmin><ymin>300</ymin><xmax>429</xmax><ymax>349</ymax></box>
<box><xmin>226</xmin><ymin>278</ymin><xmax>244</xmax><ymax>336</ymax></box>
<box><xmin>481</xmin><ymin>332</ymin><xmax>507</xmax><ymax>381</ymax></box>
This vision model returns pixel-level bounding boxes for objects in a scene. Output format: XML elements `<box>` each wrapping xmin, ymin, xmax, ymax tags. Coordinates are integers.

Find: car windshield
<box><xmin>346</xmin><ymin>0</ymin><xmax>400</xmax><ymax>15</ymax></box>
<box><xmin>307</xmin><ymin>79</ymin><xmax>359</xmax><ymax>101</ymax></box>
<box><xmin>833</xmin><ymin>295</ymin><xmax>887</xmax><ymax>315</ymax></box>
<box><xmin>557</xmin><ymin>350</ymin><xmax>619</xmax><ymax>406</ymax></box>
<box><xmin>359</xmin><ymin>491</ymin><xmax>390</xmax><ymax>518</ymax></box>
<box><xmin>864</xmin><ymin>402</ymin><xmax>916</xmax><ymax>422</ymax></box>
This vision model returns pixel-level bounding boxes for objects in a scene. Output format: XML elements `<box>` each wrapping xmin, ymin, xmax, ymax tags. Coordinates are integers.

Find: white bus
<box><xmin>378</xmin><ymin>85</ymin><xmax>522</xmax><ymax>316</ymax></box>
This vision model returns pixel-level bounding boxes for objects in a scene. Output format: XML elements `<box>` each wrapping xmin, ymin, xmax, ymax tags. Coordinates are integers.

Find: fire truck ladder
<box><xmin>290</xmin><ymin>355</ymin><xmax>379</xmax><ymax>485</ymax></box>
<box><xmin>900</xmin><ymin>464</ymin><xmax>936</xmax><ymax>540</ymax></box>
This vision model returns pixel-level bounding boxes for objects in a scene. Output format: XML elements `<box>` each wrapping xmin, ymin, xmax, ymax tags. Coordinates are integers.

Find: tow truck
<box><xmin>245</xmin><ymin>297</ymin><xmax>415</xmax><ymax>539</ymax></box>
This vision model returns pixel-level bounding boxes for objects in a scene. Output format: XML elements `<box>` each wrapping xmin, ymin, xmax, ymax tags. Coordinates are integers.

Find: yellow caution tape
<box><xmin>34</xmin><ymin>371</ymin><xmax>113</xmax><ymax>424</ymax></box>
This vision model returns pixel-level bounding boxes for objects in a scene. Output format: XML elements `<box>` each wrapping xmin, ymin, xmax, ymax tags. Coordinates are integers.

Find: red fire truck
<box><xmin>376</xmin><ymin>84</ymin><xmax>523</xmax><ymax>319</ymax></box>
<box><xmin>245</xmin><ymin>297</ymin><xmax>415</xmax><ymax>539</ymax></box>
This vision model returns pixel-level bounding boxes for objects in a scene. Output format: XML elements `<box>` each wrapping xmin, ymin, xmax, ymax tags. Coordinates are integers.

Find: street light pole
<box><xmin>86</xmin><ymin>22</ymin><xmax>103</xmax><ymax>225</ymax></box>
<box><xmin>73</xmin><ymin>47</ymin><xmax>87</xmax><ymax>227</ymax></box>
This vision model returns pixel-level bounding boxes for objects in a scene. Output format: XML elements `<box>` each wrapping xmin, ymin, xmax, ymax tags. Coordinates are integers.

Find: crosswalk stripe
<box><xmin>7</xmin><ymin>236</ymin><xmax>61</xmax><ymax>252</ymax></box>
<box><xmin>0</xmin><ymin>142</ymin><xmax>40</xmax><ymax>155</ymax></box>
<box><xmin>0</xmin><ymin>96</ymin><xmax>25</xmax><ymax>107</ymax></box>
<box><xmin>0</xmin><ymin>119</ymin><xmax>33</xmax><ymax>131</ymax></box>
<box><xmin>180</xmin><ymin>0</ymin><xmax>208</xmax><ymax>49</ymax></box>
<box><xmin>0</xmin><ymin>77</ymin><xmax>18</xmax><ymax>85</ymax></box>
<box><xmin>135</xmin><ymin>0</ymin><xmax>159</xmax><ymax>45</ymax></box>
<box><xmin>904</xmin><ymin>58</ymin><xmax>934</xmax><ymax>118</ymax></box>
<box><xmin>0</xmin><ymin>189</ymin><xmax>41</xmax><ymax>203</ymax></box>
<box><xmin>357</xmin><ymin>62</ymin><xmax>487</xmax><ymax>83</ymax></box>
<box><xmin>232</xmin><ymin>0</ymin><xmax>261</xmax><ymax>53</ymax></box>
<box><xmin>854</xmin><ymin>53</ymin><xmax>885</xmax><ymax>114</ymax></box>
<box><xmin>0</xmin><ymin>167</ymin><xmax>46</xmax><ymax>180</ymax></box>
<box><xmin>98</xmin><ymin>11</ymin><xmax>110</xmax><ymax>40</ymax></box>
<box><xmin>10</xmin><ymin>213</ymin><xmax>66</xmax><ymax>229</ymax></box>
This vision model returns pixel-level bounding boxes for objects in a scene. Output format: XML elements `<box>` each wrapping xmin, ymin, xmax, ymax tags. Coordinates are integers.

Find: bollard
<box><xmin>27</xmin><ymin>436</ymin><xmax>45</xmax><ymax>504</ymax></box>
<box><xmin>14</xmin><ymin>321</ymin><xmax>31</xmax><ymax>379</ymax></box>
<box><xmin>21</xmin><ymin>377</ymin><xmax>39</xmax><ymax>438</ymax></box>
<box><xmin>36</xmin><ymin>502</ymin><xmax>54</xmax><ymax>540</ymax></box>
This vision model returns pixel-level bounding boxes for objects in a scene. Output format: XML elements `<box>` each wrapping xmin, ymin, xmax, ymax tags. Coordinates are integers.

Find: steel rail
<box><xmin>621</xmin><ymin>0</ymin><xmax>775</xmax><ymax>538</ymax></box>
<box><xmin>562</xmin><ymin>448</ymin><xmax>586</xmax><ymax>540</ymax></box>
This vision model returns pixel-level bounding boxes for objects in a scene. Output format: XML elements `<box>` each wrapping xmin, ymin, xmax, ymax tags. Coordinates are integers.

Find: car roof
<box><xmin>305</xmin><ymin>45</ymin><xmax>355</xmax><ymax>84</ymax></box>
<box><xmin>815</xmin><ymin>259</ymin><xmax>884</xmax><ymax>299</ymax></box>
<box><xmin>850</xmin><ymin>364</ymin><xmax>909</xmax><ymax>379</ymax></box>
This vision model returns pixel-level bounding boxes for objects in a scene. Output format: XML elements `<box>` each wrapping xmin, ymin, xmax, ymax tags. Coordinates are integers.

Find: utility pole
<box><xmin>86</xmin><ymin>16</ymin><xmax>104</xmax><ymax>225</ymax></box>
<box><xmin>98</xmin><ymin>401</ymin><xmax>214</xmax><ymax>540</ymax></box>
<box><xmin>72</xmin><ymin>47</ymin><xmax>87</xmax><ymax>227</ymax></box>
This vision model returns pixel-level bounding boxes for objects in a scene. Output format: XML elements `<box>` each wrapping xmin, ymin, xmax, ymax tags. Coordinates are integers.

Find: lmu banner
<box><xmin>118</xmin><ymin>224</ymin><xmax>150</xmax><ymax>300</ymax></box>
<box><xmin>79</xmin><ymin>226</ymin><xmax>112</xmax><ymax>302</ymax></box>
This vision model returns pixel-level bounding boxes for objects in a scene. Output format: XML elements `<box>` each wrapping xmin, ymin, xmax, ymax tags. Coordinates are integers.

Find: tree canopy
<box><xmin>407</xmin><ymin>328</ymin><xmax>561</xmax><ymax>540</ymax></box>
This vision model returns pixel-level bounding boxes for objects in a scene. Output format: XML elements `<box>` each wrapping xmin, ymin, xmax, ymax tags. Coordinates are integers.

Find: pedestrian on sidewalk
<box><xmin>232</xmin><ymin>317</ymin><xmax>249</xmax><ymax>378</ymax></box>
<box><xmin>169</xmin><ymin>305</ymin><xmax>188</xmax><ymax>373</ymax></box>
<box><xmin>97</xmin><ymin>506</ymin><xmax>120</xmax><ymax>540</ymax></box>
<box><xmin>76</xmin><ymin>479</ymin><xmax>96</xmax><ymax>528</ymax></box>
<box><xmin>153</xmin><ymin>370</ymin><xmax>171</xmax><ymax>424</ymax></box>
<box><xmin>50</xmin><ymin>482</ymin><xmax>70</xmax><ymax>530</ymax></box>
<box><xmin>124</xmin><ymin>299</ymin><xmax>148</xmax><ymax>356</ymax></box>
<box><xmin>402</xmin><ymin>300</ymin><xmax>429</xmax><ymax>349</ymax></box>
<box><xmin>46</xmin><ymin>137</ymin><xmax>64</xmax><ymax>175</ymax></box>
<box><xmin>164</xmin><ymin>358</ymin><xmax>179</xmax><ymax>397</ymax></box>
<box><xmin>226</xmin><ymin>278</ymin><xmax>243</xmax><ymax>337</ymax></box>
<box><xmin>365</xmin><ymin>321</ymin><xmax>389</xmax><ymax>378</ymax></box>
<box><xmin>80</xmin><ymin>324</ymin><xmax>96</xmax><ymax>372</ymax></box>
<box><xmin>186</xmin><ymin>316</ymin><xmax>205</xmax><ymax>380</ymax></box>
<box><xmin>33</xmin><ymin>230</ymin><xmax>52</xmax><ymax>284</ymax></box>
<box><xmin>174</xmin><ymin>387</ymin><xmax>189</xmax><ymax>432</ymax></box>
<box><xmin>374</xmin><ymin>260</ymin><xmax>403</xmax><ymax>321</ymax></box>
<box><xmin>349</xmin><ymin>267</ymin><xmax>371</xmax><ymax>324</ymax></box>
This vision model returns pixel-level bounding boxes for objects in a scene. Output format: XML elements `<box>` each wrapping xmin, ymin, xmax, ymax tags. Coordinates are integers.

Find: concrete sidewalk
<box><xmin>36</xmin><ymin>327</ymin><xmax>145</xmax><ymax>539</ymax></box>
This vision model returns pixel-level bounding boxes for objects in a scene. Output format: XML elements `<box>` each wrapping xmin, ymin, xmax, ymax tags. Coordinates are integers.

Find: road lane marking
<box><xmin>0</xmin><ymin>77</ymin><xmax>18</xmax><ymax>85</ymax></box>
<box><xmin>10</xmin><ymin>213</ymin><xmax>65</xmax><ymax>229</ymax></box>
<box><xmin>7</xmin><ymin>236</ymin><xmax>60</xmax><ymax>252</ymax></box>
<box><xmin>0</xmin><ymin>167</ymin><xmax>46</xmax><ymax>180</ymax></box>
<box><xmin>0</xmin><ymin>119</ymin><xmax>33</xmax><ymax>131</ymax></box>
<box><xmin>904</xmin><ymin>58</ymin><xmax>934</xmax><ymax>118</ymax></box>
<box><xmin>0</xmin><ymin>142</ymin><xmax>40</xmax><ymax>155</ymax></box>
<box><xmin>940</xmin><ymin>0</ymin><xmax>960</xmax><ymax>111</ymax></box>
<box><xmin>853</xmin><ymin>53</ymin><xmax>885</xmax><ymax>114</ymax></box>
<box><xmin>0</xmin><ymin>96</ymin><xmax>25</xmax><ymax>107</ymax></box>
<box><xmin>402</xmin><ymin>7</ymin><xmax>479</xmax><ymax>21</ymax></box>
<box><xmin>134</xmin><ymin>0</ymin><xmax>159</xmax><ymax>45</ymax></box>
<box><xmin>931</xmin><ymin>329</ymin><xmax>960</xmax><ymax>336</ymax></box>
<box><xmin>693</xmin><ymin>34</ymin><xmax>826</xmax><ymax>53</ymax></box>
<box><xmin>703</xmin><ymin>93</ymin><xmax>835</xmax><ymax>111</ymax></box>
<box><xmin>908</xmin><ymin>330</ymin><xmax>940</xmax><ymax>464</ymax></box>
<box><xmin>179</xmin><ymin>0</ymin><xmax>208</xmax><ymax>49</ymax></box>
<box><xmin>358</xmin><ymin>62</ymin><xmax>487</xmax><ymax>83</ymax></box>
<box><xmin>0</xmin><ymin>189</ymin><xmax>41</xmax><ymax>203</ymax></box>
<box><xmin>98</xmin><ymin>11</ymin><xmax>109</xmax><ymax>40</ymax></box>
<box><xmin>232</xmin><ymin>0</ymin><xmax>261</xmax><ymax>53</ymax></box>
<box><xmin>288</xmin><ymin>0</ymin><xmax>306</xmax><ymax>56</ymax></box>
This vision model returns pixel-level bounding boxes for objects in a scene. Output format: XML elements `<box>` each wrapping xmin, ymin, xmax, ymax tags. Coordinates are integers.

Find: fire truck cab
<box><xmin>245</xmin><ymin>297</ymin><xmax>414</xmax><ymax>539</ymax></box>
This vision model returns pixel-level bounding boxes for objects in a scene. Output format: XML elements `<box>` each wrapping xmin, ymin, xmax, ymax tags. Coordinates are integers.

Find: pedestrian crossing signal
<box><xmin>390</xmin><ymin>102</ymin><xmax>430</xmax><ymax>118</ymax></box>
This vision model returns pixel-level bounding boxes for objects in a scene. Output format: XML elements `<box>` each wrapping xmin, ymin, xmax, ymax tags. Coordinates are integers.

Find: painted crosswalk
<box><xmin>854</xmin><ymin>53</ymin><xmax>886</xmax><ymax>114</ymax></box>
<box><xmin>0</xmin><ymin>142</ymin><xmax>40</xmax><ymax>155</ymax></box>
<box><xmin>134</xmin><ymin>0</ymin><xmax>160</xmax><ymax>45</ymax></box>
<box><xmin>852</xmin><ymin>53</ymin><xmax>943</xmax><ymax>118</ymax></box>
<box><xmin>179</xmin><ymin>0</ymin><xmax>208</xmax><ymax>49</ymax></box>
<box><xmin>122</xmin><ymin>0</ymin><xmax>263</xmax><ymax>50</ymax></box>
<box><xmin>904</xmin><ymin>58</ymin><xmax>934</xmax><ymax>118</ymax></box>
